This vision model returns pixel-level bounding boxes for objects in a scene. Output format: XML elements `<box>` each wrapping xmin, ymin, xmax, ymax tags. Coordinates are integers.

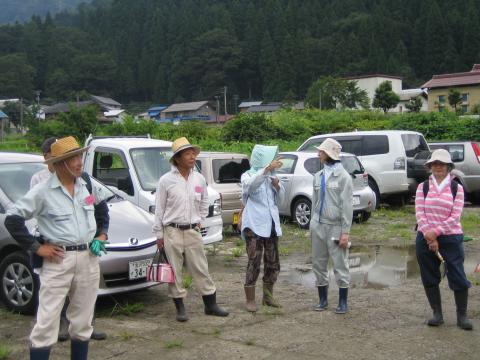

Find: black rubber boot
<box><xmin>314</xmin><ymin>285</ymin><xmax>328</xmax><ymax>311</ymax></box>
<box><xmin>424</xmin><ymin>286</ymin><xmax>444</xmax><ymax>326</ymax></box>
<box><xmin>30</xmin><ymin>347</ymin><xmax>51</xmax><ymax>360</ymax></box>
<box><xmin>335</xmin><ymin>287</ymin><xmax>348</xmax><ymax>314</ymax></box>
<box><xmin>454</xmin><ymin>289</ymin><xmax>473</xmax><ymax>330</ymax></box>
<box><xmin>202</xmin><ymin>292</ymin><xmax>229</xmax><ymax>317</ymax></box>
<box><xmin>71</xmin><ymin>339</ymin><xmax>89</xmax><ymax>360</ymax></box>
<box><xmin>58</xmin><ymin>299</ymin><xmax>70</xmax><ymax>342</ymax></box>
<box><xmin>90</xmin><ymin>314</ymin><xmax>107</xmax><ymax>340</ymax></box>
<box><xmin>173</xmin><ymin>298</ymin><xmax>188</xmax><ymax>322</ymax></box>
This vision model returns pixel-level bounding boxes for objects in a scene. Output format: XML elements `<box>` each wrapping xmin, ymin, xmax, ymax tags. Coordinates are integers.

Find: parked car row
<box><xmin>0</xmin><ymin>152</ymin><xmax>159</xmax><ymax>314</ymax></box>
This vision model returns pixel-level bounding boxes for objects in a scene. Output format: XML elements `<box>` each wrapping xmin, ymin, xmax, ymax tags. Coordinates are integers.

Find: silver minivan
<box><xmin>277</xmin><ymin>151</ymin><xmax>376</xmax><ymax>228</ymax></box>
<box><xmin>429</xmin><ymin>141</ymin><xmax>480</xmax><ymax>204</ymax></box>
<box><xmin>196</xmin><ymin>152</ymin><xmax>250</xmax><ymax>229</ymax></box>
<box><xmin>297</xmin><ymin>130</ymin><xmax>430</xmax><ymax>205</ymax></box>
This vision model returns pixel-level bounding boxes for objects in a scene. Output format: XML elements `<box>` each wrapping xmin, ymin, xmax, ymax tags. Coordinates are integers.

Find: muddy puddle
<box><xmin>280</xmin><ymin>244</ymin><xmax>479</xmax><ymax>290</ymax></box>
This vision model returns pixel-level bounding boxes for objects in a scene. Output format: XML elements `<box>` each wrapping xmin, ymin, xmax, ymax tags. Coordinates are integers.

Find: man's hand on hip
<box><xmin>36</xmin><ymin>244</ymin><xmax>65</xmax><ymax>263</ymax></box>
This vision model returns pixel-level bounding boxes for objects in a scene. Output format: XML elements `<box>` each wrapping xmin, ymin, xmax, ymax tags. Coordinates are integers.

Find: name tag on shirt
<box><xmin>328</xmin><ymin>181</ymin><xmax>339</xmax><ymax>189</ymax></box>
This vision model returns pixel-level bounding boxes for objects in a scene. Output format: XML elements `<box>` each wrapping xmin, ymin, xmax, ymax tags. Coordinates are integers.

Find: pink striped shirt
<box><xmin>415</xmin><ymin>175</ymin><xmax>464</xmax><ymax>236</ymax></box>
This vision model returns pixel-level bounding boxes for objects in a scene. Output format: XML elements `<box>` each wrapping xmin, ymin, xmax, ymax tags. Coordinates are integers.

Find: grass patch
<box><xmin>182</xmin><ymin>273</ymin><xmax>193</xmax><ymax>289</ymax></box>
<box><xmin>462</xmin><ymin>212</ymin><xmax>478</xmax><ymax>237</ymax></box>
<box><xmin>278</xmin><ymin>246</ymin><xmax>290</xmax><ymax>256</ymax></box>
<box><xmin>118</xmin><ymin>330</ymin><xmax>134</xmax><ymax>341</ymax></box>
<box><xmin>110</xmin><ymin>302</ymin><xmax>144</xmax><ymax>317</ymax></box>
<box><xmin>164</xmin><ymin>340</ymin><xmax>184</xmax><ymax>349</ymax></box>
<box><xmin>261</xmin><ymin>306</ymin><xmax>284</xmax><ymax>316</ymax></box>
<box><xmin>467</xmin><ymin>275</ymin><xmax>480</xmax><ymax>286</ymax></box>
<box><xmin>235</xmin><ymin>238</ymin><xmax>244</xmax><ymax>247</ymax></box>
<box><xmin>231</xmin><ymin>247</ymin><xmax>243</xmax><ymax>257</ymax></box>
<box><xmin>0</xmin><ymin>344</ymin><xmax>11</xmax><ymax>360</ymax></box>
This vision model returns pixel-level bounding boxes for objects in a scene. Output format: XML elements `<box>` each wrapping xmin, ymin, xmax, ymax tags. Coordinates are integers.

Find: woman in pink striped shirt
<box><xmin>415</xmin><ymin>149</ymin><xmax>472</xmax><ymax>330</ymax></box>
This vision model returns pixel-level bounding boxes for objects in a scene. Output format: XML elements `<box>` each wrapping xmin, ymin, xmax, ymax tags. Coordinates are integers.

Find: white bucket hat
<box><xmin>315</xmin><ymin>138</ymin><xmax>342</xmax><ymax>161</ymax></box>
<box><xmin>425</xmin><ymin>149</ymin><xmax>453</xmax><ymax>166</ymax></box>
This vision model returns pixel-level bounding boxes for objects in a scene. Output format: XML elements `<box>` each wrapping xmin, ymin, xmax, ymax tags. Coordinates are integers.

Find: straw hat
<box><xmin>315</xmin><ymin>138</ymin><xmax>342</xmax><ymax>161</ymax></box>
<box><xmin>44</xmin><ymin>136</ymin><xmax>88</xmax><ymax>164</ymax></box>
<box><xmin>170</xmin><ymin>137</ymin><xmax>200</xmax><ymax>163</ymax></box>
<box><xmin>425</xmin><ymin>149</ymin><xmax>453</xmax><ymax>166</ymax></box>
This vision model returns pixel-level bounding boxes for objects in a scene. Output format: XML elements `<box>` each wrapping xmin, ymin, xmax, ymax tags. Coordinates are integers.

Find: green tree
<box><xmin>405</xmin><ymin>96</ymin><xmax>423</xmax><ymax>113</ymax></box>
<box><xmin>448</xmin><ymin>89</ymin><xmax>462</xmax><ymax>112</ymax></box>
<box><xmin>305</xmin><ymin>77</ymin><xmax>369</xmax><ymax>110</ymax></box>
<box><xmin>373</xmin><ymin>81</ymin><xmax>400</xmax><ymax>113</ymax></box>
<box><xmin>2</xmin><ymin>101</ymin><xmax>22</xmax><ymax>129</ymax></box>
<box><xmin>0</xmin><ymin>53</ymin><xmax>35</xmax><ymax>99</ymax></box>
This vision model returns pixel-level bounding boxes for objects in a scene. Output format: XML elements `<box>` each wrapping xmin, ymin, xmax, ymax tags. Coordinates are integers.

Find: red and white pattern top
<box><xmin>415</xmin><ymin>174</ymin><xmax>464</xmax><ymax>236</ymax></box>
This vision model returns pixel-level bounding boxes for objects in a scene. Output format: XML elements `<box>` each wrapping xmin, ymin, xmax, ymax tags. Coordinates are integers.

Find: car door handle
<box><xmin>279</xmin><ymin>177</ymin><xmax>290</xmax><ymax>182</ymax></box>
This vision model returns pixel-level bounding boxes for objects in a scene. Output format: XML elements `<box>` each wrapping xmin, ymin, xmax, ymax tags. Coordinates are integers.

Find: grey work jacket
<box><xmin>311</xmin><ymin>164</ymin><xmax>353</xmax><ymax>234</ymax></box>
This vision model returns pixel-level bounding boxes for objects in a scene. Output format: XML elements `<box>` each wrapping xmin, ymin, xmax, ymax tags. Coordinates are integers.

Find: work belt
<box><xmin>63</xmin><ymin>243</ymin><xmax>89</xmax><ymax>251</ymax></box>
<box><xmin>168</xmin><ymin>223</ymin><xmax>199</xmax><ymax>230</ymax></box>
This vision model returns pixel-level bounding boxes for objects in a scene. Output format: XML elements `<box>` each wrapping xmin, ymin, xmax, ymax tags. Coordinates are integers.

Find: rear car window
<box><xmin>341</xmin><ymin>156</ymin><xmax>364</xmax><ymax>174</ymax></box>
<box><xmin>213</xmin><ymin>158</ymin><xmax>250</xmax><ymax>183</ymax></box>
<box><xmin>276</xmin><ymin>156</ymin><xmax>297</xmax><ymax>175</ymax></box>
<box><xmin>362</xmin><ymin>135</ymin><xmax>389</xmax><ymax>155</ymax></box>
<box><xmin>304</xmin><ymin>157</ymin><xmax>321</xmax><ymax>175</ymax></box>
<box><xmin>430</xmin><ymin>144</ymin><xmax>465</xmax><ymax>162</ymax></box>
<box><xmin>401</xmin><ymin>134</ymin><xmax>429</xmax><ymax>158</ymax></box>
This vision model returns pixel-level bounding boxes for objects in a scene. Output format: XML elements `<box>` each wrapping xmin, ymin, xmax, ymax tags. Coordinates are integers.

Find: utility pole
<box><xmin>224</xmin><ymin>86</ymin><xmax>228</xmax><ymax>116</ymax></box>
<box><xmin>214</xmin><ymin>96</ymin><xmax>220</xmax><ymax>123</ymax></box>
<box><xmin>319</xmin><ymin>88</ymin><xmax>322</xmax><ymax>110</ymax></box>
<box><xmin>20</xmin><ymin>97</ymin><xmax>24</xmax><ymax>133</ymax></box>
<box><xmin>233</xmin><ymin>94</ymin><xmax>239</xmax><ymax>114</ymax></box>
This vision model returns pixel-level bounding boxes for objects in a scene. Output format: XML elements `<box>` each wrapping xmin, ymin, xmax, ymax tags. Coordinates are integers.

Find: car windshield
<box><xmin>130</xmin><ymin>148</ymin><xmax>173</xmax><ymax>191</ymax></box>
<box><xmin>0</xmin><ymin>162</ymin><xmax>118</xmax><ymax>206</ymax></box>
<box><xmin>0</xmin><ymin>162</ymin><xmax>46</xmax><ymax>204</ymax></box>
<box><xmin>212</xmin><ymin>158</ymin><xmax>250</xmax><ymax>183</ymax></box>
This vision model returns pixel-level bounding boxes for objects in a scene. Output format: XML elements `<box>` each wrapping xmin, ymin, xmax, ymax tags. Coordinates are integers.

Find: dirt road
<box><xmin>1</xmin><ymin>207</ymin><xmax>479</xmax><ymax>359</ymax></box>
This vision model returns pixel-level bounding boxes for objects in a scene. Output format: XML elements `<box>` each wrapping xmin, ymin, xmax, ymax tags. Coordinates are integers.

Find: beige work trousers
<box><xmin>164</xmin><ymin>226</ymin><xmax>216</xmax><ymax>298</ymax></box>
<box><xmin>30</xmin><ymin>249</ymin><xmax>99</xmax><ymax>348</ymax></box>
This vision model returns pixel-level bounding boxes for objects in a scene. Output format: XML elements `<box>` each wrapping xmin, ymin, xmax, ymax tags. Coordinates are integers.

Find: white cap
<box><xmin>425</xmin><ymin>149</ymin><xmax>453</xmax><ymax>166</ymax></box>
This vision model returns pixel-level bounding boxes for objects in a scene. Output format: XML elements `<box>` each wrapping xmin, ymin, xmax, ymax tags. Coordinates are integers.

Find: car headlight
<box><xmin>212</xmin><ymin>199</ymin><xmax>222</xmax><ymax>216</ymax></box>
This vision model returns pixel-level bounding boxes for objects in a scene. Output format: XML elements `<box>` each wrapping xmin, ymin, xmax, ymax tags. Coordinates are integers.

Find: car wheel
<box><xmin>0</xmin><ymin>252</ymin><xmax>38</xmax><ymax>314</ymax></box>
<box><xmin>368</xmin><ymin>179</ymin><xmax>381</xmax><ymax>209</ymax></box>
<box><xmin>293</xmin><ymin>198</ymin><xmax>311</xmax><ymax>229</ymax></box>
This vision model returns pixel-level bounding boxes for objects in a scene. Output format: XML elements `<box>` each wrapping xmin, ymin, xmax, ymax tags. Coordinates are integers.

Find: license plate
<box><xmin>128</xmin><ymin>258</ymin><xmax>152</xmax><ymax>280</ymax></box>
<box><xmin>233</xmin><ymin>212</ymin><xmax>239</xmax><ymax>224</ymax></box>
<box><xmin>352</xmin><ymin>196</ymin><xmax>360</xmax><ymax>206</ymax></box>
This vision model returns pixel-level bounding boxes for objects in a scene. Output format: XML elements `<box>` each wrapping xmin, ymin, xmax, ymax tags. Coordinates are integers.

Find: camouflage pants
<box><xmin>244</xmin><ymin>227</ymin><xmax>280</xmax><ymax>286</ymax></box>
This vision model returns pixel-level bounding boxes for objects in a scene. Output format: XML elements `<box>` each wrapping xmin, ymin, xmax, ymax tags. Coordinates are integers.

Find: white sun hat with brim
<box><xmin>425</xmin><ymin>149</ymin><xmax>454</xmax><ymax>166</ymax></box>
<box><xmin>315</xmin><ymin>138</ymin><xmax>342</xmax><ymax>161</ymax></box>
<box><xmin>169</xmin><ymin>137</ymin><xmax>201</xmax><ymax>163</ymax></box>
<box><xmin>44</xmin><ymin>136</ymin><xmax>88</xmax><ymax>164</ymax></box>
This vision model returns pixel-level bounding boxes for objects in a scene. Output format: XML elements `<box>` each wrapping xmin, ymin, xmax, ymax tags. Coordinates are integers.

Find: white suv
<box><xmin>297</xmin><ymin>130</ymin><xmax>430</xmax><ymax>205</ymax></box>
<box><xmin>83</xmin><ymin>136</ymin><xmax>223</xmax><ymax>245</ymax></box>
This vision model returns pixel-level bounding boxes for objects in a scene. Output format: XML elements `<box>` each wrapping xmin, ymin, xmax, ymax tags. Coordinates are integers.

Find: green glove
<box><xmin>90</xmin><ymin>238</ymin><xmax>109</xmax><ymax>257</ymax></box>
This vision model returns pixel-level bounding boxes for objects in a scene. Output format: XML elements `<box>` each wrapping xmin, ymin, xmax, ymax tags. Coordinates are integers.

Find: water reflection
<box><xmin>282</xmin><ymin>245</ymin><xmax>418</xmax><ymax>290</ymax></box>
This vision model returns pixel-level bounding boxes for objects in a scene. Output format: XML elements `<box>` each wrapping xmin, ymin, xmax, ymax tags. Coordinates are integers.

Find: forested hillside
<box><xmin>1</xmin><ymin>0</ymin><xmax>479</xmax><ymax>106</ymax></box>
<box><xmin>0</xmin><ymin>0</ymin><xmax>94</xmax><ymax>24</ymax></box>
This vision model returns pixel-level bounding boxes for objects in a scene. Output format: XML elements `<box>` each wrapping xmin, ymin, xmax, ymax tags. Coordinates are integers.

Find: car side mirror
<box><xmin>117</xmin><ymin>176</ymin><xmax>134</xmax><ymax>196</ymax></box>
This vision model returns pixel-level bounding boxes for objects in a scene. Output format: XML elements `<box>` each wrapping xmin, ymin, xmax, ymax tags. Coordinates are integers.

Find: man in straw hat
<box><xmin>30</xmin><ymin>137</ymin><xmax>108</xmax><ymax>342</ymax></box>
<box><xmin>5</xmin><ymin>136</ymin><xmax>108</xmax><ymax>359</ymax></box>
<box><xmin>310</xmin><ymin>138</ymin><xmax>353</xmax><ymax>314</ymax></box>
<box><xmin>153</xmin><ymin>137</ymin><xmax>229</xmax><ymax>322</ymax></box>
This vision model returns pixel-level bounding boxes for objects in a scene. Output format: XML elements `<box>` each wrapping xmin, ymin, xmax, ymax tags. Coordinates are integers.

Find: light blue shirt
<box><xmin>241</xmin><ymin>166</ymin><xmax>284</xmax><ymax>238</ymax></box>
<box><xmin>7</xmin><ymin>173</ymin><xmax>106</xmax><ymax>246</ymax></box>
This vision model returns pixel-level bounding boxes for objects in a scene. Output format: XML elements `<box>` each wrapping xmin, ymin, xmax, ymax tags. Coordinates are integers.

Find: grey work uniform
<box><xmin>6</xmin><ymin>173</ymin><xmax>105</xmax><ymax>347</ymax></box>
<box><xmin>310</xmin><ymin>163</ymin><xmax>353</xmax><ymax>288</ymax></box>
